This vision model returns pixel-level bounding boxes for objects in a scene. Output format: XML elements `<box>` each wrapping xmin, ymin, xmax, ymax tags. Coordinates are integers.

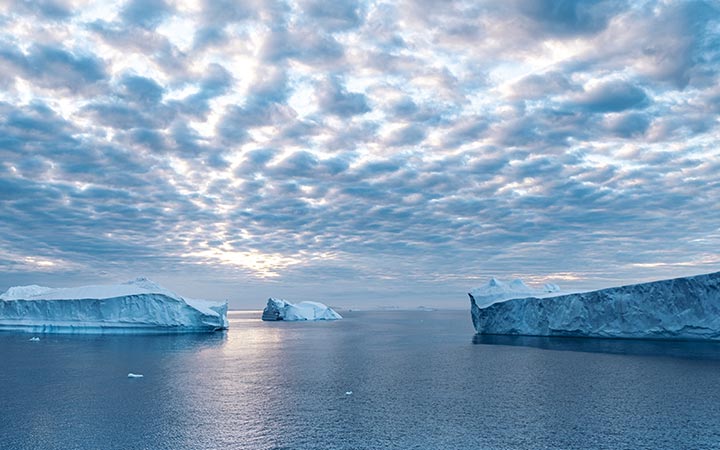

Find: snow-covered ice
<box><xmin>470</xmin><ymin>272</ymin><xmax>720</xmax><ymax>340</ymax></box>
<box><xmin>127</xmin><ymin>373</ymin><xmax>144</xmax><ymax>378</ymax></box>
<box><xmin>261</xmin><ymin>298</ymin><xmax>342</xmax><ymax>321</ymax></box>
<box><xmin>0</xmin><ymin>277</ymin><xmax>228</xmax><ymax>333</ymax></box>
<box><xmin>469</xmin><ymin>277</ymin><xmax>564</xmax><ymax>308</ymax></box>
<box><xmin>28</xmin><ymin>337</ymin><xmax>40</xmax><ymax>341</ymax></box>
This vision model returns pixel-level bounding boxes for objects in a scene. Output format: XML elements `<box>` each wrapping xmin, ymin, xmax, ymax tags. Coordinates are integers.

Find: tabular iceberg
<box><xmin>470</xmin><ymin>272</ymin><xmax>720</xmax><ymax>340</ymax></box>
<box><xmin>0</xmin><ymin>277</ymin><xmax>228</xmax><ymax>333</ymax></box>
<box><xmin>261</xmin><ymin>298</ymin><xmax>342</xmax><ymax>321</ymax></box>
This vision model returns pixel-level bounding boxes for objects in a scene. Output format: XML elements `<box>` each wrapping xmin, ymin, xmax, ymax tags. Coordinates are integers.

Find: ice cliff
<box><xmin>261</xmin><ymin>298</ymin><xmax>342</xmax><ymax>321</ymax></box>
<box><xmin>470</xmin><ymin>272</ymin><xmax>720</xmax><ymax>340</ymax></box>
<box><xmin>0</xmin><ymin>277</ymin><xmax>228</xmax><ymax>333</ymax></box>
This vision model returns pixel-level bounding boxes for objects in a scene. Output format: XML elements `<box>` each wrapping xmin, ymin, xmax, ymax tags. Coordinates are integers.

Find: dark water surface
<box><xmin>2</xmin><ymin>310</ymin><xmax>720</xmax><ymax>449</ymax></box>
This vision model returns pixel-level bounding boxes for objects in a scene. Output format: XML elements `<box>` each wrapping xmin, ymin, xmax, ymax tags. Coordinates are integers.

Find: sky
<box><xmin>0</xmin><ymin>0</ymin><xmax>719</xmax><ymax>308</ymax></box>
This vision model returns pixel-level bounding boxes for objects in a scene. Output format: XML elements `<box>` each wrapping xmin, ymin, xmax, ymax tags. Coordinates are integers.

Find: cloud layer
<box><xmin>0</xmin><ymin>0</ymin><xmax>719</xmax><ymax>306</ymax></box>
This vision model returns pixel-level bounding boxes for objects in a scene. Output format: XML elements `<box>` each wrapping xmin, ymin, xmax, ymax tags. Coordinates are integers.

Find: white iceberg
<box><xmin>470</xmin><ymin>272</ymin><xmax>720</xmax><ymax>340</ymax></box>
<box><xmin>469</xmin><ymin>277</ymin><xmax>563</xmax><ymax>308</ymax></box>
<box><xmin>0</xmin><ymin>277</ymin><xmax>228</xmax><ymax>333</ymax></box>
<box><xmin>261</xmin><ymin>298</ymin><xmax>342</xmax><ymax>321</ymax></box>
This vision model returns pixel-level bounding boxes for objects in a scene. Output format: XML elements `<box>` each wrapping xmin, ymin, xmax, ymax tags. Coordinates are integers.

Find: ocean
<box><xmin>1</xmin><ymin>309</ymin><xmax>720</xmax><ymax>449</ymax></box>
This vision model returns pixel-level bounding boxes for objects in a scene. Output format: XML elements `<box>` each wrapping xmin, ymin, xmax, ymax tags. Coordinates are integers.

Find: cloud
<box><xmin>299</xmin><ymin>0</ymin><xmax>366</xmax><ymax>31</ymax></box>
<box><xmin>508</xmin><ymin>71</ymin><xmax>577</xmax><ymax>100</ymax></box>
<box><xmin>315</xmin><ymin>76</ymin><xmax>371</xmax><ymax>117</ymax></box>
<box><xmin>0</xmin><ymin>43</ymin><xmax>106</xmax><ymax>93</ymax></box>
<box><xmin>442</xmin><ymin>116</ymin><xmax>489</xmax><ymax>149</ymax></box>
<box><xmin>261</xmin><ymin>25</ymin><xmax>344</xmax><ymax>64</ymax></box>
<box><xmin>0</xmin><ymin>0</ymin><xmax>719</xmax><ymax>305</ymax></box>
<box><xmin>569</xmin><ymin>79</ymin><xmax>649</xmax><ymax>113</ymax></box>
<box><xmin>561</xmin><ymin>1</ymin><xmax>720</xmax><ymax>90</ymax></box>
<box><xmin>121</xmin><ymin>0</ymin><xmax>172</xmax><ymax>30</ymax></box>
<box><xmin>198</xmin><ymin>0</ymin><xmax>261</xmax><ymax>25</ymax></box>
<box><xmin>385</xmin><ymin>124</ymin><xmax>426</xmax><ymax>147</ymax></box>
<box><xmin>88</xmin><ymin>19</ymin><xmax>189</xmax><ymax>76</ymax></box>
<box><xmin>119</xmin><ymin>74</ymin><xmax>165</xmax><ymax>105</ymax></box>
<box><xmin>173</xmin><ymin>63</ymin><xmax>234</xmax><ymax>117</ymax></box>
<box><xmin>83</xmin><ymin>102</ymin><xmax>159</xmax><ymax>129</ymax></box>
<box><xmin>272</xmin><ymin>150</ymin><xmax>320</xmax><ymax>178</ymax></box>
<box><xmin>514</xmin><ymin>0</ymin><xmax>628</xmax><ymax>36</ymax></box>
<box><xmin>604</xmin><ymin>112</ymin><xmax>650</xmax><ymax>138</ymax></box>
<box><xmin>10</xmin><ymin>0</ymin><xmax>74</xmax><ymax>20</ymax></box>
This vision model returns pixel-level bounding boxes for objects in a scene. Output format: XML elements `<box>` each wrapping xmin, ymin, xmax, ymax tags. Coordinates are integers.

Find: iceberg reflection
<box><xmin>472</xmin><ymin>334</ymin><xmax>720</xmax><ymax>360</ymax></box>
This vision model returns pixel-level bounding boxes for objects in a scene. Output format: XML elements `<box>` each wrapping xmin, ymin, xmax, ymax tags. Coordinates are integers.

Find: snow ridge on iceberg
<box><xmin>470</xmin><ymin>271</ymin><xmax>720</xmax><ymax>340</ymax></box>
<box><xmin>469</xmin><ymin>277</ymin><xmax>561</xmax><ymax>308</ymax></box>
<box><xmin>0</xmin><ymin>277</ymin><xmax>228</xmax><ymax>333</ymax></box>
<box><xmin>262</xmin><ymin>298</ymin><xmax>342</xmax><ymax>321</ymax></box>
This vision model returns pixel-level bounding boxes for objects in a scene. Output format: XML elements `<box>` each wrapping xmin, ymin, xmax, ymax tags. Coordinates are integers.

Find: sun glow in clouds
<box><xmin>191</xmin><ymin>247</ymin><xmax>304</xmax><ymax>278</ymax></box>
<box><xmin>25</xmin><ymin>257</ymin><xmax>55</xmax><ymax>268</ymax></box>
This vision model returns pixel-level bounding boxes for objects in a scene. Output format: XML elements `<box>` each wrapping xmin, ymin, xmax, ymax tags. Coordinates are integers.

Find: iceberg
<box><xmin>470</xmin><ymin>272</ymin><xmax>720</xmax><ymax>340</ymax></box>
<box><xmin>0</xmin><ymin>277</ymin><xmax>228</xmax><ymax>333</ymax></box>
<box><xmin>261</xmin><ymin>298</ymin><xmax>342</xmax><ymax>321</ymax></box>
<box><xmin>469</xmin><ymin>277</ymin><xmax>552</xmax><ymax>308</ymax></box>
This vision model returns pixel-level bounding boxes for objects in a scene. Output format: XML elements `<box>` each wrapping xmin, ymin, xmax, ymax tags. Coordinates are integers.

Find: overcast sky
<box><xmin>0</xmin><ymin>0</ymin><xmax>719</xmax><ymax>308</ymax></box>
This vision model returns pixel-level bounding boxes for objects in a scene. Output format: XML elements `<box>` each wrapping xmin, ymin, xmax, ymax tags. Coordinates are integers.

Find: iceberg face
<box><xmin>470</xmin><ymin>272</ymin><xmax>720</xmax><ymax>340</ymax></box>
<box><xmin>261</xmin><ymin>298</ymin><xmax>342</xmax><ymax>321</ymax></box>
<box><xmin>0</xmin><ymin>277</ymin><xmax>228</xmax><ymax>333</ymax></box>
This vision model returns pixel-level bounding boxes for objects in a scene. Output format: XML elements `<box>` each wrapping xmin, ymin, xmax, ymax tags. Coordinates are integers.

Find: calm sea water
<box><xmin>2</xmin><ymin>310</ymin><xmax>720</xmax><ymax>449</ymax></box>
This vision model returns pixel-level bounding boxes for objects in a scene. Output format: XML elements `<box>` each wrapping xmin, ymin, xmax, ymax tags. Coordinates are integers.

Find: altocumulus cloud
<box><xmin>0</xmin><ymin>0</ymin><xmax>719</xmax><ymax>306</ymax></box>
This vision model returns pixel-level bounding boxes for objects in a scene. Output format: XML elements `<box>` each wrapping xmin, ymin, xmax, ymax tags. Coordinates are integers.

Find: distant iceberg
<box><xmin>470</xmin><ymin>272</ymin><xmax>720</xmax><ymax>340</ymax></box>
<box><xmin>261</xmin><ymin>298</ymin><xmax>342</xmax><ymax>321</ymax></box>
<box><xmin>0</xmin><ymin>277</ymin><xmax>228</xmax><ymax>333</ymax></box>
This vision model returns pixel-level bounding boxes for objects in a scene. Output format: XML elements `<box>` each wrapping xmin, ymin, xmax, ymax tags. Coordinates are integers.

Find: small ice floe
<box><xmin>29</xmin><ymin>337</ymin><xmax>40</xmax><ymax>341</ymax></box>
<box><xmin>345</xmin><ymin>391</ymin><xmax>353</xmax><ymax>395</ymax></box>
<box><xmin>127</xmin><ymin>373</ymin><xmax>144</xmax><ymax>378</ymax></box>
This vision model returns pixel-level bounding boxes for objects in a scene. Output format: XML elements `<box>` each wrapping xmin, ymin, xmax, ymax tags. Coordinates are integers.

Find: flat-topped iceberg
<box><xmin>0</xmin><ymin>277</ymin><xmax>228</xmax><ymax>333</ymax></box>
<box><xmin>470</xmin><ymin>272</ymin><xmax>720</xmax><ymax>340</ymax></box>
<box><xmin>261</xmin><ymin>298</ymin><xmax>342</xmax><ymax>321</ymax></box>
